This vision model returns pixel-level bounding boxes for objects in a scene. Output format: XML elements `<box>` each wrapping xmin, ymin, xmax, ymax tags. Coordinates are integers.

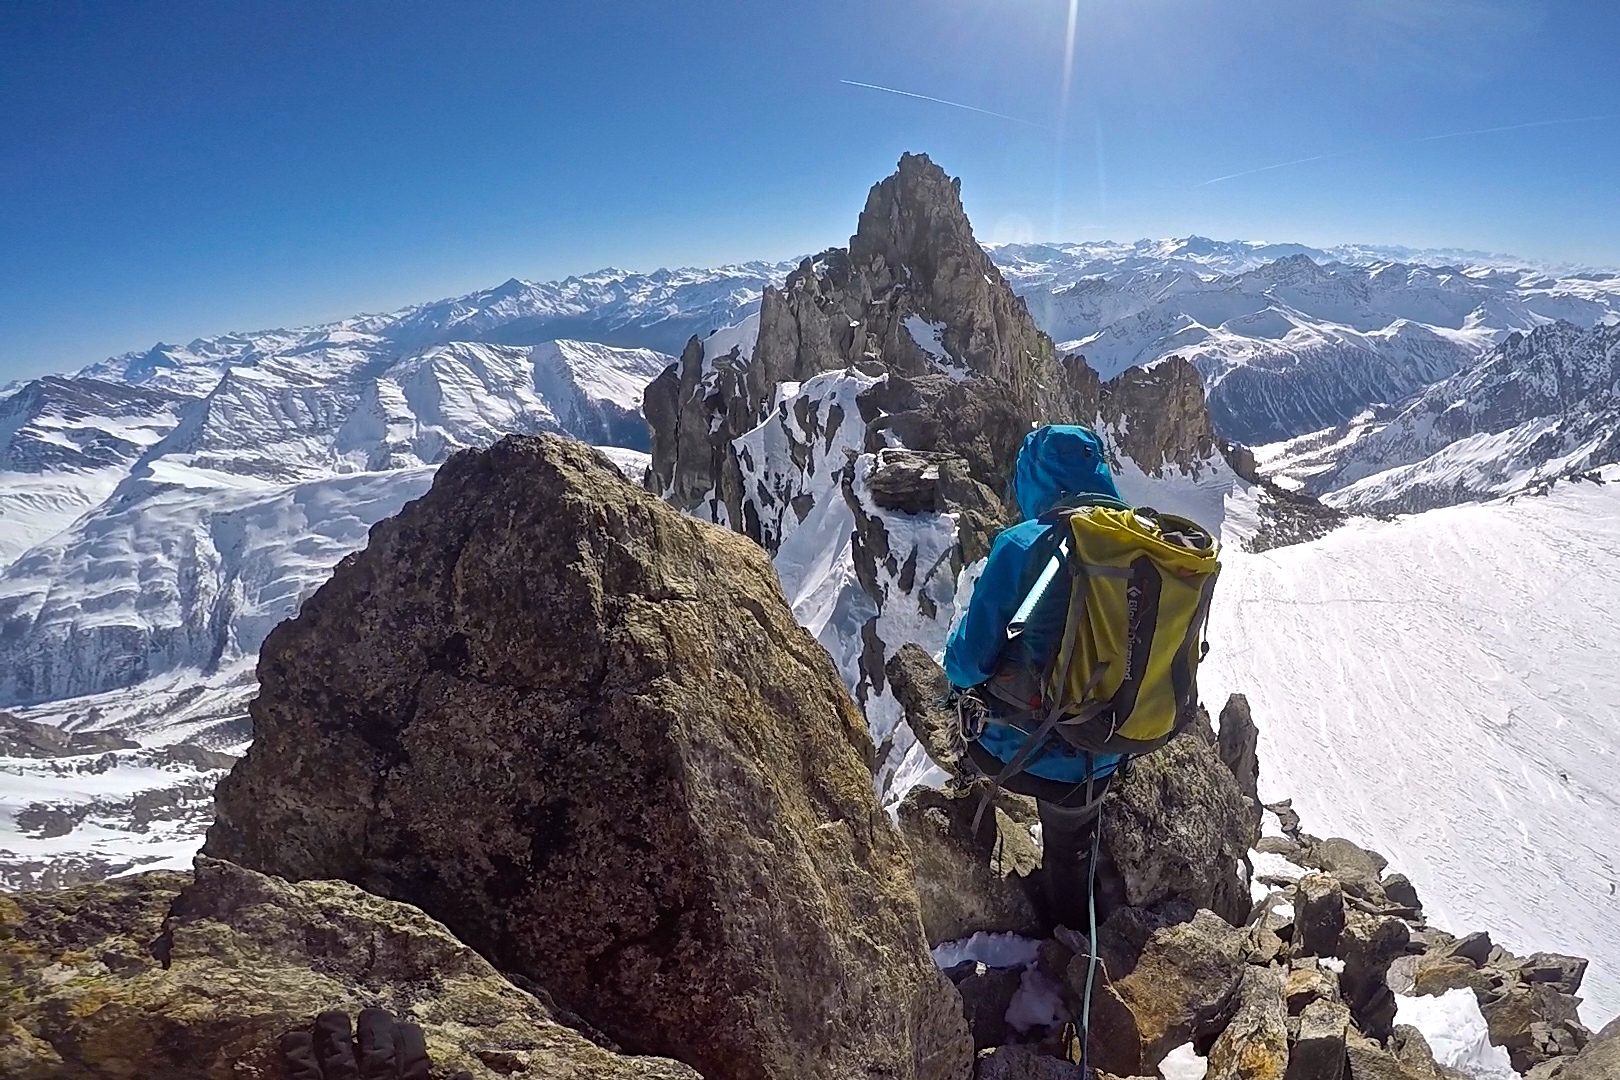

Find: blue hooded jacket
<box><xmin>943</xmin><ymin>424</ymin><xmax>1124</xmax><ymax>783</ymax></box>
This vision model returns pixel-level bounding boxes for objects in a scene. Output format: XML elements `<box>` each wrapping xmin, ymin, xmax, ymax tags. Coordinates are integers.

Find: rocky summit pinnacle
<box><xmin>646</xmin><ymin>152</ymin><xmax>1099</xmax><ymax>526</ymax></box>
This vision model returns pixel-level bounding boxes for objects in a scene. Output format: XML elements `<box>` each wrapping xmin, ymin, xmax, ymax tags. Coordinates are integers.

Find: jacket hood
<box><xmin>1013</xmin><ymin>424</ymin><xmax>1120</xmax><ymax>519</ymax></box>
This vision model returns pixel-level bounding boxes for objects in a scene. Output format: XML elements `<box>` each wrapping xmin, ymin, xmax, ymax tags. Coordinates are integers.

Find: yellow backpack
<box><xmin>982</xmin><ymin>499</ymin><xmax>1221</xmax><ymax>768</ymax></box>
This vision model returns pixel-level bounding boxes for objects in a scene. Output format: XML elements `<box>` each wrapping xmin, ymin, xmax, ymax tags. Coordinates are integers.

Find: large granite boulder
<box><xmin>1100</xmin><ymin>715</ymin><xmax>1256</xmax><ymax>926</ymax></box>
<box><xmin>205</xmin><ymin>434</ymin><xmax>970</xmax><ymax>1080</ymax></box>
<box><xmin>0</xmin><ymin>857</ymin><xmax>698</xmax><ymax>1080</ymax></box>
<box><xmin>897</xmin><ymin>780</ymin><xmax>1045</xmax><ymax>945</ymax></box>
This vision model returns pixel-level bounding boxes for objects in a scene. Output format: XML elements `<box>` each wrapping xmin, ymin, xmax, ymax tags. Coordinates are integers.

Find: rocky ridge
<box><xmin>1</xmin><ymin>433</ymin><xmax>1600</xmax><ymax>1079</ymax></box>
<box><xmin>2</xmin><ymin>154</ymin><xmax>1606</xmax><ymax>1080</ymax></box>
<box><xmin>887</xmin><ymin>652</ymin><xmax>1601</xmax><ymax>1079</ymax></box>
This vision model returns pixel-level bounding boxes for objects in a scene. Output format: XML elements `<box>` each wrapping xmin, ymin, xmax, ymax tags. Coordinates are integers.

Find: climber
<box><xmin>943</xmin><ymin>424</ymin><xmax>1128</xmax><ymax>925</ymax></box>
<box><xmin>943</xmin><ymin>423</ymin><xmax>1219</xmax><ymax>930</ymax></box>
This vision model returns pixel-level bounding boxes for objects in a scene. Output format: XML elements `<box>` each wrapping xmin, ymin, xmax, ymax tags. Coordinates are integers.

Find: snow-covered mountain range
<box><xmin>5</xmin><ymin>180</ymin><xmax>1620</xmax><ymax>1031</ymax></box>
<box><xmin>1279</xmin><ymin>322</ymin><xmax>1620</xmax><ymax>514</ymax></box>
<box><xmin>1016</xmin><ymin>252</ymin><xmax>1620</xmax><ymax>444</ymax></box>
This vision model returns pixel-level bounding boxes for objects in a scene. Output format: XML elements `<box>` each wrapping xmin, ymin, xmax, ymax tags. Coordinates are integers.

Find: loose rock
<box><xmin>1480</xmin><ymin>983</ymin><xmax>1590</xmax><ymax>1073</ymax></box>
<box><xmin>1207</xmin><ymin>966</ymin><xmax>1289</xmax><ymax>1080</ymax></box>
<box><xmin>898</xmin><ymin>781</ymin><xmax>1045</xmax><ymax>945</ymax></box>
<box><xmin>0</xmin><ymin>858</ymin><xmax>699</xmax><ymax>1080</ymax></box>
<box><xmin>1338</xmin><ymin>911</ymin><xmax>1410</xmax><ymax>1041</ymax></box>
<box><xmin>1284</xmin><ymin>965</ymin><xmax>1341</xmax><ymax>1016</ymax></box>
<box><xmin>1524</xmin><ymin>1016</ymin><xmax>1620</xmax><ymax>1080</ymax></box>
<box><xmin>1441</xmin><ymin>931</ymin><xmax>1493</xmax><ymax>968</ymax></box>
<box><xmin>1293</xmin><ymin>874</ymin><xmax>1347</xmax><ymax>959</ymax></box>
<box><xmin>1286</xmin><ymin>998</ymin><xmax>1350</xmax><ymax>1080</ymax></box>
<box><xmin>975</xmin><ymin>1044</ymin><xmax>1086</xmax><ymax>1080</ymax></box>
<box><xmin>1110</xmin><ymin>909</ymin><xmax>1249</xmax><ymax>1071</ymax></box>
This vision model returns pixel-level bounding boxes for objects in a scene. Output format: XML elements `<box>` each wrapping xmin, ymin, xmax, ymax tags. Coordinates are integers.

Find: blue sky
<box><xmin>2</xmin><ymin>0</ymin><xmax>1617</xmax><ymax>380</ymax></box>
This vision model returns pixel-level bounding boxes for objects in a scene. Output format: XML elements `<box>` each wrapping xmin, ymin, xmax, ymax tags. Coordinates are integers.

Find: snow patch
<box><xmin>903</xmin><ymin>315</ymin><xmax>971</xmax><ymax>381</ymax></box>
<box><xmin>1158</xmin><ymin>1041</ymin><xmax>1209</xmax><ymax>1080</ymax></box>
<box><xmin>931</xmin><ymin>932</ymin><xmax>1043</xmax><ymax>971</ymax></box>
<box><xmin>1395</xmin><ymin>989</ymin><xmax>1517</xmax><ymax>1080</ymax></box>
<box><xmin>1005</xmin><ymin>963</ymin><xmax>1068</xmax><ymax>1032</ymax></box>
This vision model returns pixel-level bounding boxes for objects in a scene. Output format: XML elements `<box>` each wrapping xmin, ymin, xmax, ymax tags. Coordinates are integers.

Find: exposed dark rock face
<box><xmin>0</xmin><ymin>711</ymin><xmax>138</xmax><ymax>757</ymax></box>
<box><xmin>951</xmin><ymin>964</ymin><xmax>1026</xmax><ymax>1050</ymax></box>
<box><xmin>1244</xmin><ymin>478</ymin><xmax>1353</xmax><ymax>554</ymax></box>
<box><xmin>1100</xmin><ymin>356</ymin><xmax>1222</xmax><ymax>474</ymax></box>
<box><xmin>1338</xmin><ymin>911</ymin><xmax>1410</xmax><ymax>1040</ymax></box>
<box><xmin>1289</xmin><ymin>997</ymin><xmax>1352</xmax><ymax>1080</ymax></box>
<box><xmin>1216</xmin><ymin>694</ymin><xmax>1260</xmax><ymax>807</ymax></box>
<box><xmin>204</xmin><ymin>434</ymin><xmax>970</xmax><ymax>1080</ymax></box>
<box><xmin>646</xmin><ymin>156</ymin><xmax>1227</xmax><ymax>531</ymax></box>
<box><xmin>647</xmin><ymin>152</ymin><xmax>1075</xmax><ymax>526</ymax></box>
<box><xmin>0</xmin><ymin>858</ymin><xmax>699</xmax><ymax>1080</ymax></box>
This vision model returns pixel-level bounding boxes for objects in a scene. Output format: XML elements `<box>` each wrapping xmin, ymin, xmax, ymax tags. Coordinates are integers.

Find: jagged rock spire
<box><xmin>647</xmin><ymin>153</ymin><xmax>1130</xmax><ymax>526</ymax></box>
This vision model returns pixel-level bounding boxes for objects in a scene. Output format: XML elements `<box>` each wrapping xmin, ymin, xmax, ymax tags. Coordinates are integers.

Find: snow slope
<box><xmin>1205</xmin><ymin>472</ymin><xmax>1620</xmax><ymax>1024</ymax></box>
<box><xmin>0</xmin><ymin>377</ymin><xmax>186</xmax><ymax>565</ymax></box>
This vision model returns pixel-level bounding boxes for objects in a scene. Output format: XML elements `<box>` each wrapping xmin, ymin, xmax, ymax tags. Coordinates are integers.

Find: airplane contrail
<box><xmin>1413</xmin><ymin>114</ymin><xmax>1616</xmax><ymax>143</ymax></box>
<box><xmin>839</xmin><ymin>79</ymin><xmax>1048</xmax><ymax>129</ymax></box>
<box><xmin>1195</xmin><ymin>152</ymin><xmax>1349</xmax><ymax>188</ymax></box>
<box><xmin>1196</xmin><ymin>113</ymin><xmax>1616</xmax><ymax>188</ymax></box>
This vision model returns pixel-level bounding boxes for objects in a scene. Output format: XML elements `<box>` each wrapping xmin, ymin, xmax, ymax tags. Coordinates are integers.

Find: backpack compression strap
<box><xmin>970</xmin><ymin>551</ymin><xmax>1112</xmax><ymax>834</ymax></box>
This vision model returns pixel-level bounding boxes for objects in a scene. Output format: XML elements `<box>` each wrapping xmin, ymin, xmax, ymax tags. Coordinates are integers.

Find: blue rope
<box><xmin>1078</xmin><ymin>813</ymin><xmax>1102</xmax><ymax>1078</ymax></box>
